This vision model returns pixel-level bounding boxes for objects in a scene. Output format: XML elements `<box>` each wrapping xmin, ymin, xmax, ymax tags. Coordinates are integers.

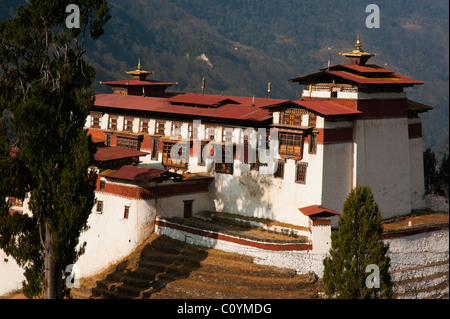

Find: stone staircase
<box><xmin>70</xmin><ymin>234</ymin><xmax>323</xmax><ymax>299</ymax></box>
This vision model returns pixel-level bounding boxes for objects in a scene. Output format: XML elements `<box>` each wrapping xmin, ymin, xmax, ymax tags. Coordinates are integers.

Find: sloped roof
<box><xmin>299</xmin><ymin>205</ymin><xmax>341</xmax><ymax>217</ymax></box>
<box><xmin>263</xmin><ymin>100</ymin><xmax>361</xmax><ymax>116</ymax></box>
<box><xmin>100</xmin><ymin>165</ymin><xmax>166</xmax><ymax>182</ymax></box>
<box><xmin>94</xmin><ymin>146</ymin><xmax>149</xmax><ymax>162</ymax></box>
<box><xmin>94</xmin><ymin>93</ymin><xmax>286</xmax><ymax>122</ymax></box>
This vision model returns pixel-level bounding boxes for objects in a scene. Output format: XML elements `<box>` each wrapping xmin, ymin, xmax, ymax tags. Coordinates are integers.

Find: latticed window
<box><xmin>188</xmin><ymin>122</ymin><xmax>200</xmax><ymax>140</ymax></box>
<box><xmin>108</xmin><ymin>116</ymin><xmax>118</xmax><ymax>130</ymax></box>
<box><xmin>162</xmin><ymin>141</ymin><xmax>188</xmax><ymax>169</ymax></box>
<box><xmin>205</xmin><ymin>126</ymin><xmax>216</xmax><ymax>141</ymax></box>
<box><xmin>222</xmin><ymin>127</ymin><xmax>234</xmax><ymax>143</ymax></box>
<box><xmin>309</xmin><ymin>133</ymin><xmax>318</xmax><ymax>154</ymax></box>
<box><xmin>155</xmin><ymin>120</ymin><xmax>166</xmax><ymax>135</ymax></box>
<box><xmin>279</xmin><ymin>132</ymin><xmax>304</xmax><ymax>159</ymax></box>
<box><xmin>123</xmin><ymin>117</ymin><xmax>133</xmax><ymax>132</ymax></box>
<box><xmin>295</xmin><ymin>163</ymin><xmax>308</xmax><ymax>184</ymax></box>
<box><xmin>139</xmin><ymin>119</ymin><xmax>149</xmax><ymax>133</ymax></box>
<box><xmin>96</xmin><ymin>201</ymin><xmax>103</xmax><ymax>213</ymax></box>
<box><xmin>117</xmin><ymin>137</ymin><xmax>139</xmax><ymax>150</ymax></box>
<box><xmin>280</xmin><ymin>108</ymin><xmax>303</xmax><ymax>126</ymax></box>
<box><xmin>308</xmin><ymin>114</ymin><xmax>317</xmax><ymax>128</ymax></box>
<box><xmin>171</xmin><ymin>122</ymin><xmax>182</xmax><ymax>138</ymax></box>
<box><xmin>274</xmin><ymin>160</ymin><xmax>285</xmax><ymax>179</ymax></box>
<box><xmin>215</xmin><ymin>146</ymin><xmax>233</xmax><ymax>174</ymax></box>
<box><xmin>90</xmin><ymin>112</ymin><xmax>102</xmax><ymax>128</ymax></box>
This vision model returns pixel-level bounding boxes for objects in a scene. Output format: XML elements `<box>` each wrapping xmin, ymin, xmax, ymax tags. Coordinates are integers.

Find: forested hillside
<box><xmin>1</xmin><ymin>0</ymin><xmax>448</xmax><ymax>153</ymax></box>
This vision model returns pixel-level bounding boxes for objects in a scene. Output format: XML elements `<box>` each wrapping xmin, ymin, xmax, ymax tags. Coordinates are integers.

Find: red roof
<box><xmin>168</xmin><ymin>93</ymin><xmax>240</xmax><ymax>107</ymax></box>
<box><xmin>94</xmin><ymin>93</ymin><xmax>286</xmax><ymax>122</ymax></box>
<box><xmin>94</xmin><ymin>146</ymin><xmax>149</xmax><ymax>162</ymax></box>
<box><xmin>103</xmin><ymin>80</ymin><xmax>176</xmax><ymax>86</ymax></box>
<box><xmin>299</xmin><ymin>205</ymin><xmax>341</xmax><ymax>217</ymax></box>
<box><xmin>337</xmin><ymin>64</ymin><xmax>394</xmax><ymax>74</ymax></box>
<box><xmin>327</xmin><ymin>70</ymin><xmax>423</xmax><ymax>85</ymax></box>
<box><xmin>100</xmin><ymin>165</ymin><xmax>166</xmax><ymax>182</ymax></box>
<box><xmin>292</xmin><ymin>100</ymin><xmax>362</xmax><ymax>116</ymax></box>
<box><xmin>290</xmin><ymin>64</ymin><xmax>423</xmax><ymax>86</ymax></box>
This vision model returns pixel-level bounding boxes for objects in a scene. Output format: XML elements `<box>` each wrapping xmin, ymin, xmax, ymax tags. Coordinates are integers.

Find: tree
<box><xmin>0</xmin><ymin>1</ymin><xmax>110</xmax><ymax>299</ymax></box>
<box><xmin>323</xmin><ymin>186</ymin><xmax>393</xmax><ymax>299</ymax></box>
<box><xmin>438</xmin><ymin>153</ymin><xmax>449</xmax><ymax>198</ymax></box>
<box><xmin>423</xmin><ymin>147</ymin><xmax>440</xmax><ymax>195</ymax></box>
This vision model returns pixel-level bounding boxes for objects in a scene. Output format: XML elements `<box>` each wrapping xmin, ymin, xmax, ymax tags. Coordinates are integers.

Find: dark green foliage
<box><xmin>323</xmin><ymin>186</ymin><xmax>393</xmax><ymax>299</ymax></box>
<box><xmin>0</xmin><ymin>0</ymin><xmax>110</xmax><ymax>298</ymax></box>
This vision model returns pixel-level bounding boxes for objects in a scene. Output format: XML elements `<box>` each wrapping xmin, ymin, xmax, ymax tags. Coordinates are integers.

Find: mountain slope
<box><xmin>2</xmin><ymin>0</ymin><xmax>448</xmax><ymax>152</ymax></box>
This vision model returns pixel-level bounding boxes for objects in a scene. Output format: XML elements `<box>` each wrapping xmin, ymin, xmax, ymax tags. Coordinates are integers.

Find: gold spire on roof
<box><xmin>355</xmin><ymin>33</ymin><xmax>362</xmax><ymax>51</ymax></box>
<box><xmin>339</xmin><ymin>34</ymin><xmax>377</xmax><ymax>65</ymax></box>
<box><xmin>126</xmin><ymin>59</ymin><xmax>154</xmax><ymax>80</ymax></box>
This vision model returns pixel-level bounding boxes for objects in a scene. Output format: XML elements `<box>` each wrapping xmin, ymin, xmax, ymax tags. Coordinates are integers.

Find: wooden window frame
<box><xmin>99</xmin><ymin>180</ymin><xmax>106</xmax><ymax>190</ymax></box>
<box><xmin>279</xmin><ymin>132</ymin><xmax>304</xmax><ymax>159</ymax></box>
<box><xmin>309</xmin><ymin>132</ymin><xmax>318</xmax><ymax>154</ymax></box>
<box><xmin>308</xmin><ymin>114</ymin><xmax>317</xmax><ymax>128</ymax></box>
<box><xmin>123</xmin><ymin>206</ymin><xmax>130</xmax><ymax>219</ymax></box>
<box><xmin>123</xmin><ymin>117</ymin><xmax>133</xmax><ymax>132</ymax></box>
<box><xmin>96</xmin><ymin>201</ymin><xmax>103</xmax><ymax>213</ymax></box>
<box><xmin>204</xmin><ymin>126</ymin><xmax>216</xmax><ymax>141</ymax></box>
<box><xmin>215</xmin><ymin>145</ymin><xmax>234</xmax><ymax>174</ymax></box>
<box><xmin>280</xmin><ymin>109</ymin><xmax>303</xmax><ymax>126</ymax></box>
<box><xmin>171</xmin><ymin>122</ymin><xmax>183</xmax><ymax>139</ymax></box>
<box><xmin>155</xmin><ymin>120</ymin><xmax>166</xmax><ymax>135</ymax></box>
<box><xmin>139</xmin><ymin>118</ymin><xmax>149</xmax><ymax>133</ymax></box>
<box><xmin>274</xmin><ymin>160</ymin><xmax>285</xmax><ymax>179</ymax></box>
<box><xmin>90</xmin><ymin>112</ymin><xmax>102</xmax><ymax>128</ymax></box>
<box><xmin>108</xmin><ymin>116</ymin><xmax>118</xmax><ymax>131</ymax></box>
<box><xmin>295</xmin><ymin>162</ymin><xmax>308</xmax><ymax>184</ymax></box>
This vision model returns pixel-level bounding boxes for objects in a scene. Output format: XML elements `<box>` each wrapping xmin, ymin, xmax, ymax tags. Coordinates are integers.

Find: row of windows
<box><xmin>96</xmin><ymin>201</ymin><xmax>130</xmax><ymax>219</ymax></box>
<box><xmin>280</xmin><ymin>109</ymin><xmax>317</xmax><ymax>128</ymax></box>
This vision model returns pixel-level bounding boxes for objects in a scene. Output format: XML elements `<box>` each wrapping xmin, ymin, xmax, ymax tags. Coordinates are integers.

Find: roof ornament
<box><xmin>339</xmin><ymin>33</ymin><xmax>377</xmax><ymax>65</ymax></box>
<box><xmin>125</xmin><ymin>59</ymin><xmax>154</xmax><ymax>80</ymax></box>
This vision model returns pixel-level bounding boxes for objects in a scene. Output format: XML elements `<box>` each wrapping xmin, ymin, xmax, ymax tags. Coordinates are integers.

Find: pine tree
<box><xmin>0</xmin><ymin>1</ymin><xmax>110</xmax><ymax>299</ymax></box>
<box><xmin>323</xmin><ymin>186</ymin><xmax>393</xmax><ymax>299</ymax></box>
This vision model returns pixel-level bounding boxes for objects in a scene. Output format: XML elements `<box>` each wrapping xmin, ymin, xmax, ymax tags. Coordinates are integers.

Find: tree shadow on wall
<box><xmin>90</xmin><ymin>235</ymin><xmax>209</xmax><ymax>299</ymax></box>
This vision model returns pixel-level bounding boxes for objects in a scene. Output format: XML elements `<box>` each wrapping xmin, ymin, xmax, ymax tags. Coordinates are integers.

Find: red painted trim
<box><xmin>312</xmin><ymin>219</ymin><xmax>331</xmax><ymax>226</ymax></box>
<box><xmin>96</xmin><ymin>181</ymin><xmax>209</xmax><ymax>199</ymax></box>
<box><xmin>156</xmin><ymin>218</ymin><xmax>312</xmax><ymax>251</ymax></box>
<box><xmin>380</xmin><ymin>225</ymin><xmax>448</xmax><ymax>239</ymax></box>
<box><xmin>317</xmin><ymin>127</ymin><xmax>353</xmax><ymax>144</ymax></box>
<box><xmin>408</xmin><ymin>122</ymin><xmax>422</xmax><ymax>139</ymax></box>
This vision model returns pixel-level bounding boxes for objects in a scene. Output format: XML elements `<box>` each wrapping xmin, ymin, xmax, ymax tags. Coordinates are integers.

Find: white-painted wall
<box><xmin>353</xmin><ymin>117</ymin><xmax>412</xmax><ymax>218</ymax></box>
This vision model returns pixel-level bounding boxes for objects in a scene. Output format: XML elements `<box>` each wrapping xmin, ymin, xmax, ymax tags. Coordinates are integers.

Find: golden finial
<box><xmin>355</xmin><ymin>33</ymin><xmax>362</xmax><ymax>51</ymax></box>
<box><xmin>138</xmin><ymin>59</ymin><xmax>142</xmax><ymax>70</ymax></box>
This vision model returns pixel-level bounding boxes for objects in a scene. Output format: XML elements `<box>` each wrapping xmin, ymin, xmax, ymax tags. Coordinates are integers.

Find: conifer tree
<box><xmin>323</xmin><ymin>186</ymin><xmax>393</xmax><ymax>299</ymax></box>
<box><xmin>0</xmin><ymin>1</ymin><xmax>110</xmax><ymax>298</ymax></box>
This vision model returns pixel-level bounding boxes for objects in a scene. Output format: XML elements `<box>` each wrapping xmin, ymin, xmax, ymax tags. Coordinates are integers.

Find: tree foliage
<box><xmin>323</xmin><ymin>186</ymin><xmax>393</xmax><ymax>299</ymax></box>
<box><xmin>0</xmin><ymin>0</ymin><xmax>110</xmax><ymax>298</ymax></box>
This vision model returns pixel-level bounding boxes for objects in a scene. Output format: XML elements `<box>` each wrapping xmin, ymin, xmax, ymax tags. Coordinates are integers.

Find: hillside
<box><xmin>1</xmin><ymin>0</ymin><xmax>448</xmax><ymax>152</ymax></box>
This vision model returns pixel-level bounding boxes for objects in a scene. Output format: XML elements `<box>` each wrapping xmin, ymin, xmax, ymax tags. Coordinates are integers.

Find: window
<box><xmin>123</xmin><ymin>206</ymin><xmax>130</xmax><ymax>219</ymax></box>
<box><xmin>123</xmin><ymin>117</ymin><xmax>133</xmax><ymax>132</ymax></box>
<box><xmin>90</xmin><ymin>112</ymin><xmax>102</xmax><ymax>128</ymax></box>
<box><xmin>108</xmin><ymin>116</ymin><xmax>118</xmax><ymax>131</ymax></box>
<box><xmin>308</xmin><ymin>114</ymin><xmax>317</xmax><ymax>128</ymax></box>
<box><xmin>215</xmin><ymin>145</ymin><xmax>234</xmax><ymax>174</ymax></box>
<box><xmin>309</xmin><ymin>133</ymin><xmax>318</xmax><ymax>154</ymax></box>
<box><xmin>188</xmin><ymin>122</ymin><xmax>199</xmax><ymax>140</ymax></box>
<box><xmin>222</xmin><ymin>127</ymin><xmax>234</xmax><ymax>143</ymax></box>
<box><xmin>280</xmin><ymin>109</ymin><xmax>303</xmax><ymax>126</ymax></box>
<box><xmin>162</xmin><ymin>141</ymin><xmax>188</xmax><ymax>169</ymax></box>
<box><xmin>117</xmin><ymin>136</ymin><xmax>139</xmax><ymax>150</ymax></box>
<box><xmin>279</xmin><ymin>132</ymin><xmax>304</xmax><ymax>159</ymax></box>
<box><xmin>99</xmin><ymin>180</ymin><xmax>105</xmax><ymax>190</ymax></box>
<box><xmin>295</xmin><ymin>163</ymin><xmax>308</xmax><ymax>184</ymax></box>
<box><xmin>274</xmin><ymin>160</ymin><xmax>285</xmax><ymax>179</ymax></box>
<box><xmin>139</xmin><ymin>119</ymin><xmax>149</xmax><ymax>133</ymax></box>
<box><xmin>151</xmin><ymin>138</ymin><xmax>159</xmax><ymax>160</ymax></box>
<box><xmin>205</xmin><ymin>126</ymin><xmax>216</xmax><ymax>141</ymax></box>
<box><xmin>171</xmin><ymin>122</ymin><xmax>182</xmax><ymax>138</ymax></box>
<box><xmin>96</xmin><ymin>201</ymin><xmax>103</xmax><ymax>213</ymax></box>
<box><xmin>155</xmin><ymin>120</ymin><xmax>165</xmax><ymax>135</ymax></box>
